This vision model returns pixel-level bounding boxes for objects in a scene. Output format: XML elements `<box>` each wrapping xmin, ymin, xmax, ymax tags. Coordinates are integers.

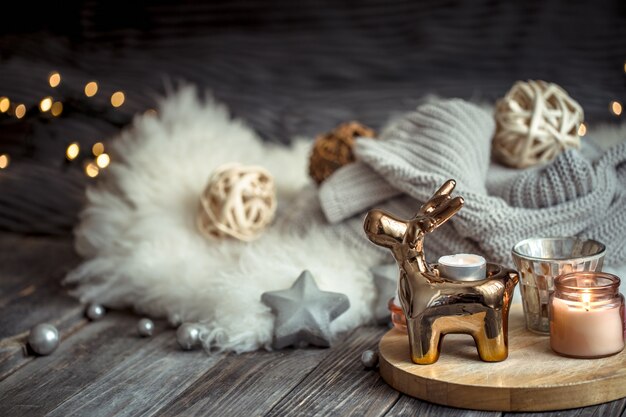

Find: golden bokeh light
<box><xmin>66</xmin><ymin>142</ymin><xmax>80</xmax><ymax>160</ymax></box>
<box><xmin>51</xmin><ymin>101</ymin><xmax>63</xmax><ymax>117</ymax></box>
<box><xmin>0</xmin><ymin>154</ymin><xmax>9</xmax><ymax>169</ymax></box>
<box><xmin>49</xmin><ymin>72</ymin><xmax>61</xmax><ymax>88</ymax></box>
<box><xmin>110</xmin><ymin>91</ymin><xmax>125</xmax><ymax>108</ymax></box>
<box><xmin>577</xmin><ymin>122</ymin><xmax>587</xmax><ymax>137</ymax></box>
<box><xmin>15</xmin><ymin>104</ymin><xmax>26</xmax><ymax>119</ymax></box>
<box><xmin>85</xmin><ymin>162</ymin><xmax>99</xmax><ymax>178</ymax></box>
<box><xmin>92</xmin><ymin>142</ymin><xmax>105</xmax><ymax>156</ymax></box>
<box><xmin>96</xmin><ymin>153</ymin><xmax>110</xmax><ymax>168</ymax></box>
<box><xmin>610</xmin><ymin>101</ymin><xmax>622</xmax><ymax>116</ymax></box>
<box><xmin>39</xmin><ymin>97</ymin><xmax>53</xmax><ymax>112</ymax></box>
<box><xmin>85</xmin><ymin>81</ymin><xmax>99</xmax><ymax>97</ymax></box>
<box><xmin>0</xmin><ymin>97</ymin><xmax>10</xmax><ymax>113</ymax></box>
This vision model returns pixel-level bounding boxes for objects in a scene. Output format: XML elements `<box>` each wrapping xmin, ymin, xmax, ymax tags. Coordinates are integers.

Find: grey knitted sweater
<box><xmin>317</xmin><ymin>99</ymin><xmax>626</xmax><ymax>265</ymax></box>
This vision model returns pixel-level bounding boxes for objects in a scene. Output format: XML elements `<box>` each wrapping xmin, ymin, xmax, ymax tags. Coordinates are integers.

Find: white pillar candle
<box><xmin>438</xmin><ymin>253</ymin><xmax>487</xmax><ymax>281</ymax></box>
<box><xmin>550</xmin><ymin>296</ymin><xmax>624</xmax><ymax>358</ymax></box>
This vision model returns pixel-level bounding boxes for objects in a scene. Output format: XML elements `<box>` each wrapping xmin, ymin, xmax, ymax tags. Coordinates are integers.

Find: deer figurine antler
<box><xmin>364</xmin><ymin>179</ymin><xmax>518</xmax><ymax>364</ymax></box>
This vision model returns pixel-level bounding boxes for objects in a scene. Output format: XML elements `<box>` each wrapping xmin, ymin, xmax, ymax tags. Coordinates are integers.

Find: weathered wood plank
<box><xmin>0</xmin><ymin>312</ymin><xmax>210</xmax><ymax>417</ymax></box>
<box><xmin>0</xmin><ymin>234</ymin><xmax>84</xmax><ymax>380</ymax></box>
<box><xmin>264</xmin><ymin>326</ymin><xmax>399</xmax><ymax>417</ymax></box>
<box><xmin>504</xmin><ymin>398</ymin><xmax>626</xmax><ymax>417</ymax></box>
<box><xmin>45</xmin><ymin>323</ymin><xmax>218</xmax><ymax>417</ymax></box>
<box><xmin>385</xmin><ymin>395</ymin><xmax>501</xmax><ymax>417</ymax></box>
<box><xmin>153</xmin><ymin>342</ymin><xmax>330</xmax><ymax>416</ymax></box>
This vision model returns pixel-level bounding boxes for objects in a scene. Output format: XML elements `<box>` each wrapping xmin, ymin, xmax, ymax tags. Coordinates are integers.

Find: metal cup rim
<box><xmin>511</xmin><ymin>236</ymin><xmax>606</xmax><ymax>263</ymax></box>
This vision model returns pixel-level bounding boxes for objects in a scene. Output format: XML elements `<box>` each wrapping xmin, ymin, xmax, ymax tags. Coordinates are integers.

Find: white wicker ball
<box><xmin>197</xmin><ymin>163</ymin><xmax>276</xmax><ymax>241</ymax></box>
<box><xmin>493</xmin><ymin>80</ymin><xmax>584</xmax><ymax>168</ymax></box>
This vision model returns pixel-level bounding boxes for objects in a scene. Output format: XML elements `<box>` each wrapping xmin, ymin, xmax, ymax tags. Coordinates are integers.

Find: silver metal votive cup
<box><xmin>512</xmin><ymin>237</ymin><xmax>606</xmax><ymax>334</ymax></box>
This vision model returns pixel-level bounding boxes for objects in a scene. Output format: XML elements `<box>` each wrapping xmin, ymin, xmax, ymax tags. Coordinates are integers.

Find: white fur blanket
<box><xmin>66</xmin><ymin>87</ymin><xmax>386</xmax><ymax>353</ymax></box>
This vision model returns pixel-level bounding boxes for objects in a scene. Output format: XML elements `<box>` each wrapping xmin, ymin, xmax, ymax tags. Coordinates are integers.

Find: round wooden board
<box><xmin>379</xmin><ymin>304</ymin><xmax>626</xmax><ymax>412</ymax></box>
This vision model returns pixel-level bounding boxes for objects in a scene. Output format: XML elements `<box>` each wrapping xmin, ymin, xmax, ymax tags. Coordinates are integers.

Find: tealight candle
<box><xmin>438</xmin><ymin>253</ymin><xmax>487</xmax><ymax>281</ymax></box>
<box><xmin>550</xmin><ymin>272</ymin><xmax>625</xmax><ymax>358</ymax></box>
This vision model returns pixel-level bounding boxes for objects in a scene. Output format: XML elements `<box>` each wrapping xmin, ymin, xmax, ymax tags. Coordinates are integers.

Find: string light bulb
<box><xmin>0</xmin><ymin>154</ymin><xmax>9</xmax><ymax>169</ymax></box>
<box><xmin>49</xmin><ymin>72</ymin><xmax>61</xmax><ymax>88</ymax></box>
<box><xmin>577</xmin><ymin>122</ymin><xmax>587</xmax><ymax>137</ymax></box>
<box><xmin>96</xmin><ymin>153</ymin><xmax>110</xmax><ymax>168</ymax></box>
<box><xmin>51</xmin><ymin>102</ymin><xmax>63</xmax><ymax>117</ymax></box>
<box><xmin>85</xmin><ymin>162</ymin><xmax>99</xmax><ymax>178</ymax></box>
<box><xmin>110</xmin><ymin>91</ymin><xmax>125</xmax><ymax>108</ymax></box>
<box><xmin>14</xmin><ymin>104</ymin><xmax>26</xmax><ymax>119</ymax></box>
<box><xmin>84</xmin><ymin>81</ymin><xmax>98</xmax><ymax>97</ymax></box>
<box><xmin>39</xmin><ymin>97</ymin><xmax>53</xmax><ymax>112</ymax></box>
<box><xmin>0</xmin><ymin>97</ymin><xmax>10</xmax><ymax>113</ymax></box>
<box><xmin>66</xmin><ymin>142</ymin><xmax>80</xmax><ymax>161</ymax></box>
<box><xmin>610</xmin><ymin>101</ymin><xmax>622</xmax><ymax>116</ymax></box>
<box><xmin>92</xmin><ymin>142</ymin><xmax>105</xmax><ymax>156</ymax></box>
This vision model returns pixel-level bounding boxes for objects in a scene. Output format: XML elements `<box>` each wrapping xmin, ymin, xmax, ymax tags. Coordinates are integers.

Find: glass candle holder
<box><xmin>512</xmin><ymin>237</ymin><xmax>605</xmax><ymax>334</ymax></box>
<box><xmin>550</xmin><ymin>272</ymin><xmax>625</xmax><ymax>358</ymax></box>
<box><xmin>388</xmin><ymin>297</ymin><xmax>407</xmax><ymax>332</ymax></box>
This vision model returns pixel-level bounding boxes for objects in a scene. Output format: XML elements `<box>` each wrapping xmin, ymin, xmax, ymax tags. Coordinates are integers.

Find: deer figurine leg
<box><xmin>406</xmin><ymin>314</ymin><xmax>443</xmax><ymax>365</ymax></box>
<box><xmin>473</xmin><ymin>310</ymin><xmax>508</xmax><ymax>362</ymax></box>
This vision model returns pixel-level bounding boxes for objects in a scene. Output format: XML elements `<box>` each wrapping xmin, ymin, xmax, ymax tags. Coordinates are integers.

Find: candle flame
<box><xmin>581</xmin><ymin>292</ymin><xmax>591</xmax><ymax>311</ymax></box>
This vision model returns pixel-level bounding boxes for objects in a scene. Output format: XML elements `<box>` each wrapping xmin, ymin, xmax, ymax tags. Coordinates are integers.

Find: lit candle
<box><xmin>550</xmin><ymin>272</ymin><xmax>625</xmax><ymax>358</ymax></box>
<box><xmin>438</xmin><ymin>253</ymin><xmax>487</xmax><ymax>281</ymax></box>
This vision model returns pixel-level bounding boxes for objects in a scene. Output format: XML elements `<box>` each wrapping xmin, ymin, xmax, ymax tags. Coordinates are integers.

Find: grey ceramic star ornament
<box><xmin>261</xmin><ymin>270</ymin><xmax>350</xmax><ymax>349</ymax></box>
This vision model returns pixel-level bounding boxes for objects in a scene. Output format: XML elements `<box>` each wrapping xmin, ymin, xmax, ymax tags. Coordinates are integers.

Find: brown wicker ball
<box><xmin>309</xmin><ymin>121</ymin><xmax>376</xmax><ymax>185</ymax></box>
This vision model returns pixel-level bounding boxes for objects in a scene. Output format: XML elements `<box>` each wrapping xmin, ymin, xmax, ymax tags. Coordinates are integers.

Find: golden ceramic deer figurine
<box><xmin>364</xmin><ymin>179</ymin><xmax>519</xmax><ymax>364</ymax></box>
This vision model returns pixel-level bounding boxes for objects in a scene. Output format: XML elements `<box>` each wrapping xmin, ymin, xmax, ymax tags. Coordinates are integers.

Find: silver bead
<box><xmin>86</xmin><ymin>304</ymin><xmax>106</xmax><ymax>321</ymax></box>
<box><xmin>28</xmin><ymin>323</ymin><xmax>60</xmax><ymax>355</ymax></box>
<box><xmin>137</xmin><ymin>318</ymin><xmax>154</xmax><ymax>337</ymax></box>
<box><xmin>361</xmin><ymin>349</ymin><xmax>379</xmax><ymax>369</ymax></box>
<box><xmin>168</xmin><ymin>314</ymin><xmax>182</xmax><ymax>328</ymax></box>
<box><xmin>176</xmin><ymin>323</ymin><xmax>201</xmax><ymax>350</ymax></box>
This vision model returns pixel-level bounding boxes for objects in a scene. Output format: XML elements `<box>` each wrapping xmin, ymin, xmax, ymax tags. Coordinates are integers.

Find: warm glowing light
<box><xmin>0</xmin><ymin>97</ymin><xmax>10</xmax><ymax>113</ymax></box>
<box><xmin>624</xmin><ymin>61</ymin><xmax>626</xmax><ymax>73</ymax></box>
<box><xmin>581</xmin><ymin>292</ymin><xmax>591</xmax><ymax>311</ymax></box>
<box><xmin>85</xmin><ymin>81</ymin><xmax>98</xmax><ymax>97</ymax></box>
<box><xmin>92</xmin><ymin>142</ymin><xmax>105</xmax><ymax>156</ymax></box>
<box><xmin>110</xmin><ymin>91</ymin><xmax>125</xmax><ymax>107</ymax></box>
<box><xmin>577</xmin><ymin>122</ymin><xmax>587</xmax><ymax>137</ymax></box>
<box><xmin>85</xmin><ymin>162</ymin><xmax>99</xmax><ymax>178</ymax></box>
<box><xmin>51</xmin><ymin>102</ymin><xmax>63</xmax><ymax>117</ymax></box>
<box><xmin>610</xmin><ymin>101</ymin><xmax>622</xmax><ymax>116</ymax></box>
<box><xmin>39</xmin><ymin>97</ymin><xmax>53</xmax><ymax>112</ymax></box>
<box><xmin>0</xmin><ymin>154</ymin><xmax>9</xmax><ymax>169</ymax></box>
<box><xmin>66</xmin><ymin>142</ymin><xmax>80</xmax><ymax>160</ymax></box>
<box><xmin>15</xmin><ymin>104</ymin><xmax>26</xmax><ymax>119</ymax></box>
<box><xmin>96</xmin><ymin>153</ymin><xmax>110</xmax><ymax>168</ymax></box>
<box><xmin>49</xmin><ymin>72</ymin><xmax>61</xmax><ymax>88</ymax></box>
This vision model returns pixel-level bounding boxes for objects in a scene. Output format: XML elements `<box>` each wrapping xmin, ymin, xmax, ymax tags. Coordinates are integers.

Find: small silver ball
<box><xmin>361</xmin><ymin>349</ymin><xmax>379</xmax><ymax>369</ymax></box>
<box><xmin>168</xmin><ymin>314</ymin><xmax>182</xmax><ymax>328</ymax></box>
<box><xmin>137</xmin><ymin>318</ymin><xmax>154</xmax><ymax>337</ymax></box>
<box><xmin>176</xmin><ymin>323</ymin><xmax>201</xmax><ymax>350</ymax></box>
<box><xmin>28</xmin><ymin>323</ymin><xmax>60</xmax><ymax>355</ymax></box>
<box><xmin>86</xmin><ymin>304</ymin><xmax>106</xmax><ymax>321</ymax></box>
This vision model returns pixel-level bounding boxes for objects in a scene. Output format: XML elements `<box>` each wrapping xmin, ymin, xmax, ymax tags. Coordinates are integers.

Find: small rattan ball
<box><xmin>493</xmin><ymin>80</ymin><xmax>584</xmax><ymax>168</ymax></box>
<box><xmin>197</xmin><ymin>163</ymin><xmax>276</xmax><ymax>241</ymax></box>
<box><xmin>309</xmin><ymin>121</ymin><xmax>375</xmax><ymax>184</ymax></box>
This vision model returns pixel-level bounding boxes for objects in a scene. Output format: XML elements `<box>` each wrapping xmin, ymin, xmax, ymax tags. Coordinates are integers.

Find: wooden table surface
<box><xmin>1</xmin><ymin>233</ymin><xmax>625</xmax><ymax>417</ymax></box>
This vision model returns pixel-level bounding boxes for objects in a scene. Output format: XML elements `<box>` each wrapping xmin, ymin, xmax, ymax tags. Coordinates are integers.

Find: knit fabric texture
<box><xmin>318</xmin><ymin>99</ymin><xmax>626</xmax><ymax>265</ymax></box>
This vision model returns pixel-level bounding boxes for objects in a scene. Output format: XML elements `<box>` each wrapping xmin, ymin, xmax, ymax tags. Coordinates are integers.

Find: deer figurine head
<box><xmin>364</xmin><ymin>179</ymin><xmax>518</xmax><ymax>364</ymax></box>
